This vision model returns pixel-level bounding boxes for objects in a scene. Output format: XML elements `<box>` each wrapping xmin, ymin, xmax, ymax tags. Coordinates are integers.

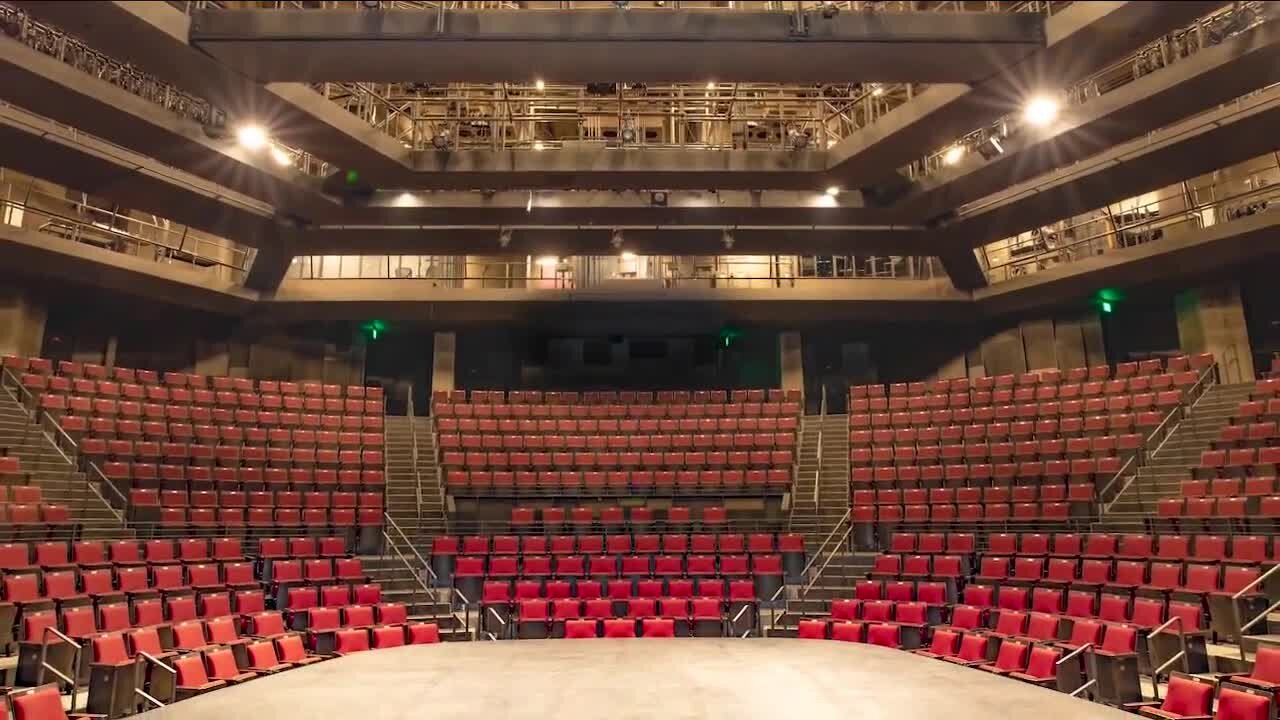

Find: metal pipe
<box><xmin>1056</xmin><ymin>642</ymin><xmax>1093</xmax><ymax>666</ymax></box>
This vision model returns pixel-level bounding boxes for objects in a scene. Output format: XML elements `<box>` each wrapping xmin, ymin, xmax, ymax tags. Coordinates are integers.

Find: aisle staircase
<box><xmin>0</xmin><ymin>383</ymin><xmax>129</xmax><ymax>539</ymax></box>
<box><xmin>1099</xmin><ymin>382</ymin><xmax>1256</xmax><ymax>531</ymax></box>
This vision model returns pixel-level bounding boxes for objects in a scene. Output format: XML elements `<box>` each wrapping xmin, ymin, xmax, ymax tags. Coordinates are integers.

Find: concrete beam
<box><xmin>11</xmin><ymin>1</ymin><xmax>410</xmax><ymax>181</ymax></box>
<box><xmin>938</xmin><ymin>249</ymin><xmax>988</xmax><ymax>291</ymax></box>
<box><xmin>242</xmin><ymin>224</ymin><xmax>298</xmax><ymax>294</ymax></box>
<box><xmin>0</xmin><ymin>35</ymin><xmax>341</xmax><ymax>224</ymax></box>
<box><xmin>826</xmin><ymin>1</ymin><xmax>1225</xmax><ymax>189</ymax></box>
<box><xmin>898</xmin><ymin>20</ymin><xmax>1280</xmax><ymax>220</ymax></box>
<box><xmin>0</xmin><ymin>223</ymin><xmax>256</xmax><ymax>314</ymax></box>
<box><xmin>947</xmin><ymin>86</ymin><xmax>1280</xmax><ymax>249</ymax></box>
<box><xmin>295</xmin><ymin>226</ymin><xmax>936</xmax><ymax>257</ymax></box>
<box><xmin>188</xmin><ymin>8</ymin><xmax>1044</xmax><ymax>84</ymax></box>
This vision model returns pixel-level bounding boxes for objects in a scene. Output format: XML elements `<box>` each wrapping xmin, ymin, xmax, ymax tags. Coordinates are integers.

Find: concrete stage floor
<box><xmin>138</xmin><ymin>638</ymin><xmax>1134</xmax><ymax>720</ymax></box>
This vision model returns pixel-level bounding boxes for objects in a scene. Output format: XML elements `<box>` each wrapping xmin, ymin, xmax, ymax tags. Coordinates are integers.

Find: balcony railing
<box><xmin>0</xmin><ymin>172</ymin><xmax>251</xmax><ymax>281</ymax></box>
<box><xmin>979</xmin><ymin>150</ymin><xmax>1280</xmax><ymax>283</ymax></box>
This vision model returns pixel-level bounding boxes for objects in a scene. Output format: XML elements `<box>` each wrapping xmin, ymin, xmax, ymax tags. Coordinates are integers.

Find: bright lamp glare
<box><xmin>1023</xmin><ymin>96</ymin><xmax>1060</xmax><ymax>127</ymax></box>
<box><xmin>870</xmin><ymin>85</ymin><xmax>885</xmax><ymax>97</ymax></box>
<box><xmin>825</xmin><ymin>186</ymin><xmax>840</xmax><ymax>197</ymax></box>
<box><xmin>236</xmin><ymin>125</ymin><xmax>267</xmax><ymax>150</ymax></box>
<box><xmin>706</xmin><ymin>81</ymin><xmax>716</xmax><ymax>90</ymax></box>
<box><xmin>536</xmin><ymin>256</ymin><xmax>559</xmax><ymax>268</ymax></box>
<box><xmin>532</xmin><ymin>141</ymin><xmax>545</xmax><ymax>151</ymax></box>
<box><xmin>270</xmin><ymin>147</ymin><xmax>292</xmax><ymax>167</ymax></box>
<box><xmin>535</xmin><ymin>79</ymin><xmax>545</xmax><ymax>91</ymax></box>
<box><xmin>942</xmin><ymin>145</ymin><xmax>964</xmax><ymax>166</ymax></box>
<box><xmin>620</xmin><ymin>251</ymin><xmax>637</xmax><ymax>261</ymax></box>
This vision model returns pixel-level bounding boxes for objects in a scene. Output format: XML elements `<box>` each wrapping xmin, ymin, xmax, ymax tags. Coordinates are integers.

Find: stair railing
<box><xmin>40</xmin><ymin>411</ymin><xmax>124</xmax><ymax>525</ymax></box>
<box><xmin>407</xmin><ymin>383</ymin><xmax>422</xmax><ymax>530</ymax></box>
<box><xmin>382</xmin><ymin>515</ymin><xmax>473</xmax><ymax>639</ymax></box>
<box><xmin>136</xmin><ymin>651</ymin><xmax>177</xmax><ymax>708</ymax></box>
<box><xmin>36</xmin><ymin>626</ymin><xmax>81</xmax><ymax>711</ymax></box>
<box><xmin>1146</xmin><ymin>615</ymin><xmax>1190</xmax><ymax>699</ymax></box>
<box><xmin>1232</xmin><ymin>562</ymin><xmax>1280</xmax><ymax>661</ymax></box>
<box><xmin>0</xmin><ymin>366</ymin><xmax>39</xmax><ymax>447</ymax></box>
<box><xmin>765</xmin><ymin>506</ymin><xmax>853</xmax><ymax>634</ymax></box>
<box><xmin>812</xmin><ymin>385</ymin><xmax>827</xmax><ymax>508</ymax></box>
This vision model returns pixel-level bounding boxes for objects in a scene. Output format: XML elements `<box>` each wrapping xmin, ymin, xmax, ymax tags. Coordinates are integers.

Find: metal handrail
<box><xmin>1150</xmin><ymin>653</ymin><xmax>1188</xmax><ymax>703</ymax></box>
<box><xmin>797</xmin><ymin>507</ymin><xmax>853</xmax><ymax>581</ymax></box>
<box><xmin>137</xmin><ymin>651</ymin><xmax>178</xmax><ymax>706</ymax></box>
<box><xmin>381</xmin><ymin>526</ymin><xmax>471</xmax><ymax>637</ymax></box>
<box><xmin>1232</xmin><ymin>556</ymin><xmax>1280</xmax><ymax>600</ymax></box>
<box><xmin>1097</xmin><ymin>454</ymin><xmax>1135</xmax><ymax>512</ymax></box>
<box><xmin>765</xmin><ymin>514</ymin><xmax>855</xmax><ymax>634</ymax></box>
<box><xmin>408</xmin><ymin>384</ymin><xmax>423</xmax><ymax>530</ymax></box>
<box><xmin>1149</xmin><ymin>615</ymin><xmax>1186</xmax><ymax>638</ymax></box>
<box><xmin>1231</xmin><ymin>562</ymin><xmax>1280</xmax><ymax>661</ymax></box>
<box><xmin>811</xmin><ymin>384</ymin><xmax>827</xmax><ymax>508</ymax></box>
<box><xmin>36</xmin><ymin>626</ymin><xmax>81</xmax><ymax>712</ymax></box>
<box><xmin>1056</xmin><ymin>642</ymin><xmax>1094</xmax><ymax>666</ymax></box>
<box><xmin>383</xmin><ymin>512</ymin><xmax>439</xmax><ymax>586</ymax></box>
<box><xmin>87</xmin><ymin>460</ymin><xmax>130</xmax><ymax>518</ymax></box>
<box><xmin>1069</xmin><ymin>679</ymin><xmax>1098</xmax><ymax>699</ymax></box>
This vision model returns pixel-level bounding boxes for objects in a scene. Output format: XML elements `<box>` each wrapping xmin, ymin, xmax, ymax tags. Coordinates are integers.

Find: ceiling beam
<box><xmin>825</xmin><ymin>1</ymin><xmax>1225</xmax><ymax>190</ymax></box>
<box><xmin>187</xmin><ymin>8</ymin><xmax>1044</xmax><ymax>84</ymax></box>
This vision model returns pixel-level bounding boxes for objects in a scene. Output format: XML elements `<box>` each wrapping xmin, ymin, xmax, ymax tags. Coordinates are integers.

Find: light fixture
<box><xmin>789</xmin><ymin>129</ymin><xmax>811</xmax><ymax>151</ymax></box>
<box><xmin>870</xmin><ymin>84</ymin><xmax>885</xmax><ymax>97</ymax></box>
<box><xmin>610</xmin><ymin>229</ymin><xmax>624</xmax><ymax>250</ymax></box>
<box><xmin>620</xmin><ymin>251</ymin><xmax>637</xmax><ymax>261</ymax></box>
<box><xmin>536</xmin><ymin>255</ymin><xmax>559</xmax><ymax>268</ymax></box>
<box><xmin>826</xmin><ymin>138</ymin><xmax>837</xmax><ymax>148</ymax></box>
<box><xmin>526</xmin><ymin>191</ymin><xmax>534</xmax><ymax>213</ymax></box>
<box><xmin>432</xmin><ymin>130</ymin><xmax>451</xmax><ymax>150</ymax></box>
<box><xmin>394</xmin><ymin>192</ymin><xmax>416</xmax><ymax>207</ymax></box>
<box><xmin>535</xmin><ymin>79</ymin><xmax>545</xmax><ymax>91</ymax></box>
<box><xmin>706</xmin><ymin>81</ymin><xmax>716</xmax><ymax>91</ymax></box>
<box><xmin>722</xmin><ymin>229</ymin><xmax>734</xmax><ymax>250</ymax></box>
<box><xmin>360</xmin><ymin>0</ymin><xmax>379</xmax><ymax>7</ymax></box>
<box><xmin>825</xmin><ymin>185</ymin><xmax>840</xmax><ymax>197</ymax></box>
<box><xmin>236</xmin><ymin>125</ymin><xmax>267</xmax><ymax>150</ymax></box>
<box><xmin>820</xmin><ymin>0</ymin><xmax>839</xmax><ymax>18</ymax></box>
<box><xmin>1022</xmin><ymin>95</ymin><xmax>1060</xmax><ymax>127</ymax></box>
<box><xmin>269</xmin><ymin>146</ymin><xmax>292</xmax><ymax>167</ymax></box>
<box><xmin>942</xmin><ymin>144</ymin><xmax>965</xmax><ymax>166</ymax></box>
<box><xmin>533</xmin><ymin>141</ymin><xmax>545</xmax><ymax>151</ymax></box>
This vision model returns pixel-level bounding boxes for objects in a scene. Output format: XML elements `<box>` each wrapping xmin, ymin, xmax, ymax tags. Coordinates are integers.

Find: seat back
<box><xmin>174</xmin><ymin>654</ymin><xmax>211</xmax><ymax>687</ymax></box>
<box><xmin>957</xmin><ymin>633</ymin><xmax>987</xmax><ymax>662</ymax></box>
<box><xmin>994</xmin><ymin>640</ymin><xmax>1028</xmax><ymax>671</ymax></box>
<box><xmin>204</xmin><ymin>648</ymin><xmax>241</xmax><ymax>681</ymax></box>
<box><xmin>1023</xmin><ymin>645</ymin><xmax>1061</xmax><ymax>679</ymax></box>
<box><xmin>1159</xmin><ymin>674</ymin><xmax>1215</xmax><ymax>718</ymax></box>
<box><xmin>335</xmin><ymin>629</ymin><xmax>370</xmax><ymax>653</ymax></box>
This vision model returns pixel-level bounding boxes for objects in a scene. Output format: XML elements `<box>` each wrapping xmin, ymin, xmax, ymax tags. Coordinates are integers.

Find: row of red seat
<box><xmin>479</xmin><ymin>577</ymin><xmax>754</xmax><ymax>604</ymax></box>
<box><xmin>1156</xmin><ymin>495</ymin><xmax>1279</xmax><ymax>522</ymax></box>
<box><xmin>95</xmin><ymin>445</ymin><xmax>385</xmax><ymax>468</ymax></box>
<box><xmin>850</xmin><ymin>457</ymin><xmax>1120</xmax><ymax>485</ymax></box>
<box><xmin>852</xmin><ymin>502</ymin><xmax>1076</xmax><ymax>524</ymax></box>
<box><xmin>851</xmin><ymin>440</ymin><xmax>1135</xmax><ymax>465</ymax></box>
<box><xmin>50</xmin><ymin>408</ymin><xmax>384</xmax><ymax>434</ymax></box>
<box><xmin>436</xmin><ymin>388</ymin><xmax>800</xmax><ymax>405</ymax></box>
<box><xmin>132</xmin><ymin>507</ymin><xmax>384</xmax><ymax>531</ymax></box>
<box><xmin>436</xmin><ymin>416</ymin><xmax>799</xmax><ymax>435</ymax></box>
<box><xmin>455</xmin><ymin>554</ymin><xmax>783</xmax><ymax>579</ymax></box>
<box><xmin>0</xmin><ymin>536</ymin><xmax>258</xmax><ymax>570</ymax></box>
<box><xmin>449</xmin><ymin>470</ymin><xmax>793</xmax><ymax>495</ymax></box>
<box><xmin>853</xmin><ymin>428</ymin><xmax>1140</xmax><ymax>451</ymax></box>
<box><xmin>130</xmin><ymin>489</ymin><xmax>383</xmax><ymax>511</ymax></box>
<box><xmin>848</xmin><ymin>355</ymin><xmax>1211</xmax><ymax>399</ymax></box>
<box><xmin>855</xmin><ymin>485</ymin><xmax>1095</xmax><ymax>508</ymax></box>
<box><xmin>1252</xmin><ymin>377</ymin><xmax>1280</xmax><ymax>398</ymax></box>
<box><xmin>887</xmin><ymin>530</ymin><xmax>1275</xmax><ymax>563</ymax></box>
<box><xmin>507</xmin><ymin>504</ymin><xmax>751</xmax><ymax>528</ymax></box>
<box><xmin>851</xmin><ymin>408</ymin><xmax>1165</xmax><ymax>430</ymax></box>
<box><xmin>441</xmin><ymin>449</ymin><xmax>794</xmax><ymax>471</ymax></box>
<box><xmin>434</xmin><ymin>401</ymin><xmax>801</xmax><ymax>420</ymax></box>
<box><xmin>1180</xmin><ymin>477</ymin><xmax>1280</xmax><ymax>498</ymax></box>
<box><xmin>3</xmin><ymin>355</ymin><xmax>382</xmax><ymax>398</ymax></box>
<box><xmin>1215</xmin><ymin>421</ymin><xmax>1280</xmax><ymax>447</ymax></box>
<box><xmin>83</xmin><ymin>425</ymin><xmax>385</xmax><ymax>449</ymax></box>
<box><xmin>851</xmin><ymin>380</ymin><xmax>1189</xmax><ymax>413</ymax></box>
<box><xmin>442</xmin><ymin>432</ymin><xmax>796</xmax><ymax>451</ymax></box>
<box><xmin>106</xmin><ymin>463</ymin><xmax>385</xmax><ymax>489</ymax></box>
<box><xmin>26</xmin><ymin>381</ymin><xmax>384</xmax><ymax>416</ymax></box>
<box><xmin>1195</xmin><ymin>447</ymin><xmax>1280</xmax><ymax>475</ymax></box>
<box><xmin>0</xmin><ymin>504</ymin><xmax>73</xmax><ymax>527</ymax></box>
<box><xmin>434</xmin><ymin>531</ymin><xmax>800</xmax><ymax>556</ymax></box>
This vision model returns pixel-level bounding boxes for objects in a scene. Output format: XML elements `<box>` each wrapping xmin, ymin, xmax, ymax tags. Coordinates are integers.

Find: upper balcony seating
<box><xmin>434</xmin><ymin>388</ymin><xmax>800</xmax><ymax>406</ymax></box>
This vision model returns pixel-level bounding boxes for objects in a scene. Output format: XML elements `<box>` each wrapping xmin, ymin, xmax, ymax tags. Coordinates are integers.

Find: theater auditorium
<box><xmin>0</xmin><ymin>0</ymin><xmax>1278</xmax><ymax>718</ymax></box>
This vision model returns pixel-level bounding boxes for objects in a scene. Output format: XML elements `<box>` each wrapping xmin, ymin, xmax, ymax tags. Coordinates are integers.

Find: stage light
<box><xmin>620</xmin><ymin>251</ymin><xmax>637</xmax><ymax>261</ymax></box>
<box><xmin>535</xmin><ymin>79</ymin><xmax>545</xmax><ymax>91</ymax></box>
<box><xmin>1023</xmin><ymin>96</ymin><xmax>1060</xmax><ymax>127</ymax></box>
<box><xmin>432</xmin><ymin>131</ymin><xmax>451</xmax><ymax>150</ymax></box>
<box><xmin>825</xmin><ymin>186</ymin><xmax>840</xmax><ymax>197</ymax></box>
<box><xmin>870</xmin><ymin>84</ymin><xmax>885</xmax><ymax>97</ymax></box>
<box><xmin>706</xmin><ymin>81</ymin><xmax>716</xmax><ymax>91</ymax></box>
<box><xmin>270</xmin><ymin>146</ymin><xmax>292</xmax><ymax>167</ymax></box>
<box><xmin>536</xmin><ymin>256</ymin><xmax>559</xmax><ymax>268</ymax></box>
<box><xmin>236</xmin><ymin>125</ymin><xmax>267</xmax><ymax>150</ymax></box>
<box><xmin>533</xmin><ymin>141</ymin><xmax>545</xmax><ymax>151</ymax></box>
<box><xmin>942</xmin><ymin>145</ymin><xmax>964</xmax><ymax>166</ymax></box>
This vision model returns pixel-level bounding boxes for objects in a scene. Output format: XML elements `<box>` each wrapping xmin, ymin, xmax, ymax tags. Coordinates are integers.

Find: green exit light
<box><xmin>360</xmin><ymin>319</ymin><xmax>387</xmax><ymax>341</ymax></box>
<box><xmin>1100</xmin><ymin>301</ymin><xmax>1113</xmax><ymax>313</ymax></box>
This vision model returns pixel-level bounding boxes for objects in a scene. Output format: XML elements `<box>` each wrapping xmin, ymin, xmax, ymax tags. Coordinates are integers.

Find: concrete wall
<box><xmin>1176</xmin><ymin>282</ymin><xmax>1256</xmax><ymax>384</ymax></box>
<box><xmin>0</xmin><ymin>283</ymin><xmax>46</xmax><ymax>358</ymax></box>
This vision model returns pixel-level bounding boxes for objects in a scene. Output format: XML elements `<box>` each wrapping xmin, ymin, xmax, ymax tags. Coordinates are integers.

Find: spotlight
<box><xmin>236</xmin><ymin>125</ymin><xmax>267</xmax><ymax>150</ymax></box>
<box><xmin>977</xmin><ymin>136</ymin><xmax>1004</xmax><ymax>160</ymax></box>
<box><xmin>706</xmin><ymin>81</ymin><xmax>716</xmax><ymax>91</ymax></box>
<box><xmin>1022</xmin><ymin>96</ymin><xmax>1060</xmax><ymax>127</ymax></box>
<box><xmin>789</xmin><ymin>129</ymin><xmax>811</xmax><ymax>151</ymax></box>
<box><xmin>620</xmin><ymin>251</ymin><xmax>637</xmax><ymax>261</ymax></box>
<box><xmin>649</xmin><ymin>191</ymin><xmax>668</xmax><ymax>207</ymax></box>
<box><xmin>942</xmin><ymin>145</ymin><xmax>964</xmax><ymax>166</ymax></box>
<box><xmin>431</xmin><ymin>130</ymin><xmax>451</xmax><ymax>150</ymax></box>
<box><xmin>535</xmin><ymin>79</ymin><xmax>545</xmax><ymax>91</ymax></box>
<box><xmin>533</xmin><ymin>141</ymin><xmax>545</xmax><ymax>151</ymax></box>
<box><xmin>269</xmin><ymin>146</ymin><xmax>292</xmax><ymax>167</ymax></box>
<box><xmin>870</xmin><ymin>84</ymin><xmax>885</xmax><ymax>97</ymax></box>
<box><xmin>536</xmin><ymin>256</ymin><xmax>559</xmax><ymax>268</ymax></box>
<box><xmin>526</xmin><ymin>191</ymin><xmax>534</xmax><ymax>213</ymax></box>
<box><xmin>825</xmin><ymin>185</ymin><xmax>840</xmax><ymax>197</ymax></box>
<box><xmin>621</xmin><ymin>124</ymin><xmax>637</xmax><ymax>144</ymax></box>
